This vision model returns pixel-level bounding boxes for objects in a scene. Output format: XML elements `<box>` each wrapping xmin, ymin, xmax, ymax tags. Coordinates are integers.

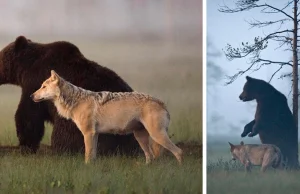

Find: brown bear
<box><xmin>0</xmin><ymin>36</ymin><xmax>140</xmax><ymax>155</ymax></box>
<box><xmin>239</xmin><ymin>76</ymin><xmax>299</xmax><ymax>169</ymax></box>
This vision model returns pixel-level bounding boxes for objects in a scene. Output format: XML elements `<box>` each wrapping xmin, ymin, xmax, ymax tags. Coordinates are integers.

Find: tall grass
<box><xmin>207</xmin><ymin>141</ymin><xmax>300</xmax><ymax>194</ymax></box>
<box><xmin>0</xmin><ymin>153</ymin><xmax>201</xmax><ymax>194</ymax></box>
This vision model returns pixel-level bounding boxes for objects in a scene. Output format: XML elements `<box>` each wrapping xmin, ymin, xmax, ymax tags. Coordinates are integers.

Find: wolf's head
<box><xmin>228</xmin><ymin>141</ymin><xmax>244</xmax><ymax>161</ymax></box>
<box><xmin>31</xmin><ymin>70</ymin><xmax>61</xmax><ymax>102</ymax></box>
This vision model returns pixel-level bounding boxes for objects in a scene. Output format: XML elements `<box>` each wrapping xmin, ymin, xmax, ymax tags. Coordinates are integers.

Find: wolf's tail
<box><xmin>149</xmin><ymin>137</ymin><xmax>164</xmax><ymax>159</ymax></box>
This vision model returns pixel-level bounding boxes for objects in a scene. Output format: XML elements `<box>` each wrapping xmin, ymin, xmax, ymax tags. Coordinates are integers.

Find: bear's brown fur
<box><xmin>0</xmin><ymin>36</ymin><xmax>140</xmax><ymax>155</ymax></box>
<box><xmin>239</xmin><ymin>76</ymin><xmax>298</xmax><ymax>169</ymax></box>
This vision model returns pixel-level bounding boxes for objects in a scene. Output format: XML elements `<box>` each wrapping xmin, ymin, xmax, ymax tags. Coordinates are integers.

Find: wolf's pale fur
<box><xmin>229</xmin><ymin>141</ymin><xmax>284</xmax><ymax>172</ymax></box>
<box><xmin>31</xmin><ymin>70</ymin><xmax>183</xmax><ymax>164</ymax></box>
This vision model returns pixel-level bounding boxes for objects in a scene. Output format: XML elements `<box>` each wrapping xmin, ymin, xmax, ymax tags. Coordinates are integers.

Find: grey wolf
<box><xmin>229</xmin><ymin>141</ymin><xmax>283</xmax><ymax>172</ymax></box>
<box><xmin>31</xmin><ymin>70</ymin><xmax>183</xmax><ymax>164</ymax></box>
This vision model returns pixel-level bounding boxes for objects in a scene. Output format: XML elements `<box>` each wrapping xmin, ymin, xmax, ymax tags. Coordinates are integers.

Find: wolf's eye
<box><xmin>42</xmin><ymin>85</ymin><xmax>46</xmax><ymax>89</ymax></box>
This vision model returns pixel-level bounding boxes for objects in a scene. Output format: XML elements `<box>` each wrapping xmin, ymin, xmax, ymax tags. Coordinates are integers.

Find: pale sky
<box><xmin>207</xmin><ymin>0</ymin><xmax>295</xmax><ymax>137</ymax></box>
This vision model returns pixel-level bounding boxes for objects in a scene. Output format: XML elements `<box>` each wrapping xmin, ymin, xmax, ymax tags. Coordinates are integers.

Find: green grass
<box><xmin>0</xmin><ymin>37</ymin><xmax>202</xmax><ymax>193</ymax></box>
<box><xmin>207</xmin><ymin>140</ymin><xmax>300</xmax><ymax>194</ymax></box>
<box><xmin>0</xmin><ymin>153</ymin><xmax>201</xmax><ymax>194</ymax></box>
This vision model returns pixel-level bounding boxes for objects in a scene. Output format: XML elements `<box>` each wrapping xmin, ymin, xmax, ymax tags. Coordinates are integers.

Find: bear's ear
<box><xmin>15</xmin><ymin>36</ymin><xmax>28</xmax><ymax>51</ymax></box>
<box><xmin>50</xmin><ymin>70</ymin><xmax>60</xmax><ymax>82</ymax></box>
<box><xmin>240</xmin><ymin>141</ymin><xmax>244</xmax><ymax>145</ymax></box>
<box><xmin>246</xmin><ymin>76</ymin><xmax>254</xmax><ymax>81</ymax></box>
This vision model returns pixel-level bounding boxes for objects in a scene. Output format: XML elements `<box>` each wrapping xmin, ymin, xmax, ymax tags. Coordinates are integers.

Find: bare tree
<box><xmin>219</xmin><ymin>0</ymin><xmax>299</xmax><ymax>169</ymax></box>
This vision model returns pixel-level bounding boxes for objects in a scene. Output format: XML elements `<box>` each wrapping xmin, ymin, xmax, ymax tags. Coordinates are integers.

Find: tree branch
<box><xmin>225</xmin><ymin>59</ymin><xmax>291</xmax><ymax>85</ymax></box>
<box><xmin>225</xmin><ymin>63</ymin><xmax>256</xmax><ymax>85</ymax></box>
<box><xmin>256</xmin><ymin>4</ymin><xmax>293</xmax><ymax>20</ymax></box>
<box><xmin>269</xmin><ymin>65</ymin><xmax>284</xmax><ymax>83</ymax></box>
<box><xmin>224</xmin><ymin>30</ymin><xmax>292</xmax><ymax>61</ymax></box>
<box><xmin>220</xmin><ymin>0</ymin><xmax>296</xmax><ymax>86</ymax></box>
<box><xmin>219</xmin><ymin>1</ymin><xmax>294</xmax><ymax>20</ymax></box>
<box><xmin>246</xmin><ymin>18</ymin><xmax>290</xmax><ymax>28</ymax></box>
<box><xmin>279</xmin><ymin>72</ymin><xmax>293</xmax><ymax>79</ymax></box>
<box><xmin>256</xmin><ymin>58</ymin><xmax>292</xmax><ymax>67</ymax></box>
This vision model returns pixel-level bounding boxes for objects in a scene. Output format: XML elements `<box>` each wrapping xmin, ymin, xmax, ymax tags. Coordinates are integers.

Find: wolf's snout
<box><xmin>30</xmin><ymin>93</ymin><xmax>38</xmax><ymax>102</ymax></box>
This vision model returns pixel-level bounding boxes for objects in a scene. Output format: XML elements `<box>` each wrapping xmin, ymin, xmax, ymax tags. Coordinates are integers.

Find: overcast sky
<box><xmin>207</xmin><ymin>1</ymin><xmax>295</xmax><ymax>138</ymax></box>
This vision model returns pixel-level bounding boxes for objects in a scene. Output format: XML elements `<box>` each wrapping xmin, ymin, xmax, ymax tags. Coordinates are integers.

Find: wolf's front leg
<box><xmin>92</xmin><ymin>132</ymin><xmax>99</xmax><ymax>160</ymax></box>
<box><xmin>245</xmin><ymin>161</ymin><xmax>252</xmax><ymax>172</ymax></box>
<box><xmin>83</xmin><ymin>131</ymin><xmax>98</xmax><ymax>164</ymax></box>
<box><xmin>133</xmin><ymin>129</ymin><xmax>152</xmax><ymax>164</ymax></box>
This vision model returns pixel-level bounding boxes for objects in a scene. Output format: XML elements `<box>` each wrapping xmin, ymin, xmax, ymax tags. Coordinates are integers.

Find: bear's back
<box><xmin>26</xmin><ymin>40</ymin><xmax>133</xmax><ymax>93</ymax></box>
<box><xmin>256</xmin><ymin>82</ymin><xmax>295</xmax><ymax>141</ymax></box>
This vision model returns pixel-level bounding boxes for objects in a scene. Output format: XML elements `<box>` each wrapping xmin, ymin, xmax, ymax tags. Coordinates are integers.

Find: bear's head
<box><xmin>239</xmin><ymin>76</ymin><xmax>266</xmax><ymax>101</ymax></box>
<box><xmin>0</xmin><ymin>36</ymin><xmax>35</xmax><ymax>85</ymax></box>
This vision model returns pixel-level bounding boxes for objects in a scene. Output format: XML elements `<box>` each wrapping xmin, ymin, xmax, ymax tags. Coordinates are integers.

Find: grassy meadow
<box><xmin>207</xmin><ymin>137</ymin><xmax>300</xmax><ymax>194</ymax></box>
<box><xmin>0</xmin><ymin>37</ymin><xmax>202</xmax><ymax>194</ymax></box>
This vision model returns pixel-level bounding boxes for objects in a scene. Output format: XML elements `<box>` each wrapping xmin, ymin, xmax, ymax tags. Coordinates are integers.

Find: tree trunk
<box><xmin>292</xmin><ymin>0</ymin><xmax>299</xmax><ymax>169</ymax></box>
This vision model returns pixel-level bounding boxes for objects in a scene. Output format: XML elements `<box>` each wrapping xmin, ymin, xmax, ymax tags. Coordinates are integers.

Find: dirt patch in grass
<box><xmin>177</xmin><ymin>142</ymin><xmax>202</xmax><ymax>158</ymax></box>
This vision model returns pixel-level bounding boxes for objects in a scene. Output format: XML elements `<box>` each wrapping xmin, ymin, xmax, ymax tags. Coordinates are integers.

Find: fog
<box><xmin>0</xmin><ymin>1</ymin><xmax>203</xmax><ymax>144</ymax></box>
<box><xmin>0</xmin><ymin>0</ymin><xmax>201</xmax><ymax>42</ymax></box>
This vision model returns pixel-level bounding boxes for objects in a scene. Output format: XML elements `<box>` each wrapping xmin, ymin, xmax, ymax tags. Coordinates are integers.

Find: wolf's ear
<box><xmin>228</xmin><ymin>142</ymin><xmax>234</xmax><ymax>148</ymax></box>
<box><xmin>240</xmin><ymin>141</ymin><xmax>244</xmax><ymax>145</ymax></box>
<box><xmin>50</xmin><ymin>70</ymin><xmax>59</xmax><ymax>82</ymax></box>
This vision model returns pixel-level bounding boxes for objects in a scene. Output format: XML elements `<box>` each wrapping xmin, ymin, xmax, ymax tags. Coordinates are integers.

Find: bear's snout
<box><xmin>239</xmin><ymin>94</ymin><xmax>244</xmax><ymax>100</ymax></box>
<box><xmin>30</xmin><ymin>94</ymin><xmax>34</xmax><ymax>99</ymax></box>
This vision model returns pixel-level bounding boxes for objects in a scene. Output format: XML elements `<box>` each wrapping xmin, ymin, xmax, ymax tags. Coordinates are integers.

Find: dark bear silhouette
<box><xmin>239</xmin><ymin>76</ymin><xmax>298</xmax><ymax>169</ymax></box>
<box><xmin>0</xmin><ymin>36</ymin><xmax>140</xmax><ymax>155</ymax></box>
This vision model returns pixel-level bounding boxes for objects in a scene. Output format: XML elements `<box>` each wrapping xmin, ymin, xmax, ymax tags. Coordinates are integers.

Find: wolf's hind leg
<box><xmin>133</xmin><ymin>129</ymin><xmax>152</xmax><ymax>164</ymax></box>
<box><xmin>261</xmin><ymin>152</ymin><xmax>272</xmax><ymax>172</ymax></box>
<box><xmin>141</xmin><ymin>111</ymin><xmax>182</xmax><ymax>164</ymax></box>
<box><xmin>261</xmin><ymin>164</ymin><xmax>270</xmax><ymax>172</ymax></box>
<box><xmin>148</xmin><ymin>129</ymin><xmax>183</xmax><ymax>165</ymax></box>
<box><xmin>149</xmin><ymin>137</ymin><xmax>163</xmax><ymax>159</ymax></box>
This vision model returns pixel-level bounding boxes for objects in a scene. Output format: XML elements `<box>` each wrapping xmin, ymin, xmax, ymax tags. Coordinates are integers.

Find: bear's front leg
<box><xmin>51</xmin><ymin>116</ymin><xmax>85</xmax><ymax>154</ymax></box>
<box><xmin>248</xmin><ymin>120</ymin><xmax>264</xmax><ymax>137</ymax></box>
<box><xmin>241</xmin><ymin>120</ymin><xmax>255</xmax><ymax>137</ymax></box>
<box><xmin>15</xmin><ymin>93</ymin><xmax>46</xmax><ymax>154</ymax></box>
